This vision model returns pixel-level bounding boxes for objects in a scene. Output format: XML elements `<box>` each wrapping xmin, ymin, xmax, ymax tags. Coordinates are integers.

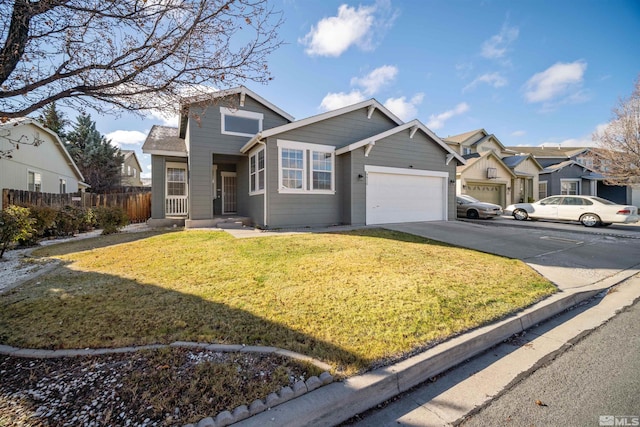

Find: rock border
<box><xmin>0</xmin><ymin>341</ymin><xmax>334</xmax><ymax>427</ymax></box>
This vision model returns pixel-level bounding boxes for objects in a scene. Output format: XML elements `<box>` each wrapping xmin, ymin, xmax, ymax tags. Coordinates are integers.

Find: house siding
<box><xmin>150</xmin><ymin>155</ymin><xmax>186</xmax><ymax>219</ymax></box>
<box><xmin>186</xmin><ymin>95</ymin><xmax>290</xmax><ymax>220</ymax></box>
<box><xmin>255</xmin><ymin>108</ymin><xmax>399</xmax><ymax>228</ymax></box>
<box><xmin>541</xmin><ymin>164</ymin><xmax>591</xmax><ymax>196</ymax></box>
<box><xmin>349</xmin><ymin>131</ymin><xmax>457</xmax><ymax>224</ymax></box>
<box><xmin>1</xmin><ymin>123</ymin><xmax>80</xmax><ymax>209</ymax></box>
<box><xmin>263</xmin><ymin>137</ymin><xmax>341</xmax><ymax>228</ymax></box>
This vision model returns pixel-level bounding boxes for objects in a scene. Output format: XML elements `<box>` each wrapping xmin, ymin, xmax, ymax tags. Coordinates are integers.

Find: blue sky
<box><xmin>90</xmin><ymin>0</ymin><xmax>640</xmax><ymax>178</ymax></box>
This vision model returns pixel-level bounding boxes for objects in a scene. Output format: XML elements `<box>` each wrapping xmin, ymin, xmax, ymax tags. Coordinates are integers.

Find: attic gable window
<box><xmin>220</xmin><ymin>107</ymin><xmax>263</xmax><ymax>137</ymax></box>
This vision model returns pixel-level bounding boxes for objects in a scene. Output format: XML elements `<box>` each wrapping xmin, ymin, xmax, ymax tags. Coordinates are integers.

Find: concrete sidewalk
<box><xmin>233</xmin><ymin>273</ymin><xmax>640</xmax><ymax>427</ymax></box>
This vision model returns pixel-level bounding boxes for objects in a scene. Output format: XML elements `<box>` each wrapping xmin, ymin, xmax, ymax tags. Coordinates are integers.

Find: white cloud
<box><xmin>148</xmin><ymin>110</ymin><xmax>179</xmax><ymax>127</ymax></box>
<box><xmin>351</xmin><ymin>65</ymin><xmax>398</xmax><ymax>95</ymax></box>
<box><xmin>524</xmin><ymin>60</ymin><xmax>587</xmax><ymax>103</ymax></box>
<box><xmin>511</xmin><ymin>130</ymin><xmax>526</xmax><ymax>137</ymax></box>
<box><xmin>427</xmin><ymin>102</ymin><xmax>470</xmax><ymax>130</ymax></box>
<box><xmin>319</xmin><ymin>90</ymin><xmax>367</xmax><ymax>111</ymax></box>
<box><xmin>463</xmin><ymin>72</ymin><xmax>508</xmax><ymax>92</ymax></box>
<box><xmin>384</xmin><ymin>93</ymin><xmax>424</xmax><ymax>121</ymax></box>
<box><xmin>481</xmin><ymin>24</ymin><xmax>519</xmax><ymax>59</ymax></box>
<box><xmin>300</xmin><ymin>4</ymin><xmax>376</xmax><ymax>57</ymax></box>
<box><xmin>106</xmin><ymin>130</ymin><xmax>147</xmax><ymax>148</ymax></box>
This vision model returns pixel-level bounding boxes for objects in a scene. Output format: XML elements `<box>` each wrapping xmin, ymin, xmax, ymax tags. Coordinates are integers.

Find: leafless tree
<box><xmin>592</xmin><ymin>75</ymin><xmax>640</xmax><ymax>185</ymax></box>
<box><xmin>0</xmin><ymin>0</ymin><xmax>283</xmax><ymax>119</ymax></box>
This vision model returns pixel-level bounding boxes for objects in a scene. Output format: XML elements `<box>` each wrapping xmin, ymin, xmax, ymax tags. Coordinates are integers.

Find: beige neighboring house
<box><xmin>119</xmin><ymin>149</ymin><xmax>143</xmax><ymax>187</ymax></box>
<box><xmin>444</xmin><ymin>129</ymin><xmax>543</xmax><ymax>206</ymax></box>
<box><xmin>0</xmin><ymin>118</ymin><xmax>87</xmax><ymax>209</ymax></box>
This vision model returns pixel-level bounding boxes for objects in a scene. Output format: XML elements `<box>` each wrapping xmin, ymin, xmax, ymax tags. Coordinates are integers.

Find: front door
<box><xmin>221</xmin><ymin>172</ymin><xmax>237</xmax><ymax>214</ymax></box>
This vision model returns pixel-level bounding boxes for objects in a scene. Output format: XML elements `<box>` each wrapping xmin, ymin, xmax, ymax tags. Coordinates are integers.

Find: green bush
<box><xmin>0</xmin><ymin>205</ymin><xmax>35</xmax><ymax>258</ymax></box>
<box><xmin>94</xmin><ymin>206</ymin><xmax>129</xmax><ymax>235</ymax></box>
<box><xmin>55</xmin><ymin>205</ymin><xmax>83</xmax><ymax>236</ymax></box>
<box><xmin>77</xmin><ymin>207</ymin><xmax>97</xmax><ymax>233</ymax></box>
<box><xmin>19</xmin><ymin>205</ymin><xmax>58</xmax><ymax>245</ymax></box>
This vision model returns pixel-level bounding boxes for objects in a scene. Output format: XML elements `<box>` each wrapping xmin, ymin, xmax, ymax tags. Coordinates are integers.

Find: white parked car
<box><xmin>505</xmin><ymin>195</ymin><xmax>639</xmax><ymax>227</ymax></box>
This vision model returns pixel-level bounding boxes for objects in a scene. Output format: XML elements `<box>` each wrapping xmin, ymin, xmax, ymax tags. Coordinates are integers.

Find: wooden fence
<box><xmin>2</xmin><ymin>189</ymin><xmax>152</xmax><ymax>224</ymax></box>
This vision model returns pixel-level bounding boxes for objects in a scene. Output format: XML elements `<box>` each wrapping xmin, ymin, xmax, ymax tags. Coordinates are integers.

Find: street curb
<box><xmin>232</xmin><ymin>282</ymin><xmax>622</xmax><ymax>427</ymax></box>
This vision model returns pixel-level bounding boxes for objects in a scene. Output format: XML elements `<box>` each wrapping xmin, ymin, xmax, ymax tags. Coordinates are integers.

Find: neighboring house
<box><xmin>444</xmin><ymin>129</ymin><xmax>542</xmax><ymax>206</ymax></box>
<box><xmin>142</xmin><ymin>86</ymin><xmax>465</xmax><ymax>229</ymax></box>
<box><xmin>0</xmin><ymin>118</ymin><xmax>87</xmax><ymax>209</ymax></box>
<box><xmin>507</xmin><ymin>146</ymin><xmax>632</xmax><ymax>205</ymax></box>
<box><xmin>119</xmin><ymin>149</ymin><xmax>143</xmax><ymax>186</ymax></box>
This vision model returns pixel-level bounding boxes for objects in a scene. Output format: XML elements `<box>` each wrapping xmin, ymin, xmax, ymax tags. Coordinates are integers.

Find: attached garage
<box><xmin>365</xmin><ymin>165</ymin><xmax>448</xmax><ymax>225</ymax></box>
<box><xmin>464</xmin><ymin>182</ymin><xmax>506</xmax><ymax>206</ymax></box>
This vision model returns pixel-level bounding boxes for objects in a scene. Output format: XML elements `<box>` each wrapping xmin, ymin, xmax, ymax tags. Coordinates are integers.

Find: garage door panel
<box><xmin>366</xmin><ymin>170</ymin><xmax>446</xmax><ymax>225</ymax></box>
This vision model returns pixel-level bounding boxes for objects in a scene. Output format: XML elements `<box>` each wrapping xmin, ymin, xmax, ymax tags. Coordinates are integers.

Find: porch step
<box><xmin>216</xmin><ymin>220</ymin><xmax>246</xmax><ymax>230</ymax></box>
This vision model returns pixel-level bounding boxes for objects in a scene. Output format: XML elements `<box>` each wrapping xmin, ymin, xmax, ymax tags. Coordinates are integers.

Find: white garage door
<box><xmin>365</xmin><ymin>166</ymin><xmax>448</xmax><ymax>225</ymax></box>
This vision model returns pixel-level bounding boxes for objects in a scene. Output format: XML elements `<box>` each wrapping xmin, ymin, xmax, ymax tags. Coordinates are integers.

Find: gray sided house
<box><xmin>143</xmin><ymin>87</ymin><xmax>465</xmax><ymax>229</ymax></box>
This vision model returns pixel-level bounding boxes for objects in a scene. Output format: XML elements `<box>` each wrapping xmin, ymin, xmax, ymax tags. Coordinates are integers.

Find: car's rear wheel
<box><xmin>466</xmin><ymin>210</ymin><xmax>479</xmax><ymax>219</ymax></box>
<box><xmin>513</xmin><ymin>209</ymin><xmax>528</xmax><ymax>221</ymax></box>
<box><xmin>580</xmin><ymin>213</ymin><xmax>601</xmax><ymax>227</ymax></box>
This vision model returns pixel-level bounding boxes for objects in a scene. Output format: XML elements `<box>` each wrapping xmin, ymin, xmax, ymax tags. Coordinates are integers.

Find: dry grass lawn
<box><xmin>0</xmin><ymin>228</ymin><xmax>556</xmax><ymax>374</ymax></box>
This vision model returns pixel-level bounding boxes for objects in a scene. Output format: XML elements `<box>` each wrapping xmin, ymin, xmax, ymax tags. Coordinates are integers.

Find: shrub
<box><xmin>55</xmin><ymin>205</ymin><xmax>83</xmax><ymax>236</ymax></box>
<box><xmin>94</xmin><ymin>206</ymin><xmax>129</xmax><ymax>235</ymax></box>
<box><xmin>0</xmin><ymin>205</ymin><xmax>35</xmax><ymax>258</ymax></box>
<box><xmin>19</xmin><ymin>205</ymin><xmax>58</xmax><ymax>245</ymax></box>
<box><xmin>76</xmin><ymin>207</ymin><xmax>97</xmax><ymax>233</ymax></box>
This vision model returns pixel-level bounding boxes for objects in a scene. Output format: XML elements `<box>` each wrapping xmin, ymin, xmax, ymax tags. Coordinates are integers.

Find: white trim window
<box><xmin>560</xmin><ymin>179</ymin><xmax>580</xmax><ymax>195</ymax></box>
<box><xmin>59</xmin><ymin>178</ymin><xmax>67</xmax><ymax>194</ymax></box>
<box><xmin>538</xmin><ymin>181</ymin><xmax>548</xmax><ymax>199</ymax></box>
<box><xmin>166</xmin><ymin>164</ymin><xmax>187</xmax><ymax>196</ymax></box>
<box><xmin>277</xmin><ymin>140</ymin><xmax>335</xmax><ymax>194</ymax></box>
<box><xmin>28</xmin><ymin>171</ymin><xmax>42</xmax><ymax>192</ymax></box>
<box><xmin>220</xmin><ymin>107</ymin><xmax>263</xmax><ymax>137</ymax></box>
<box><xmin>249</xmin><ymin>147</ymin><xmax>265</xmax><ymax>195</ymax></box>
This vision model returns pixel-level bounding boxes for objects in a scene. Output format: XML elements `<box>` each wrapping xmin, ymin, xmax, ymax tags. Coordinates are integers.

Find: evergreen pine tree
<box><xmin>37</xmin><ymin>103</ymin><xmax>69</xmax><ymax>140</ymax></box>
<box><xmin>66</xmin><ymin>113</ymin><xmax>124</xmax><ymax>193</ymax></box>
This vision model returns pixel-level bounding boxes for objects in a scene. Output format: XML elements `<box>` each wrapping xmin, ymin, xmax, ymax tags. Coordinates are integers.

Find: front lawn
<box><xmin>0</xmin><ymin>228</ymin><xmax>555</xmax><ymax>374</ymax></box>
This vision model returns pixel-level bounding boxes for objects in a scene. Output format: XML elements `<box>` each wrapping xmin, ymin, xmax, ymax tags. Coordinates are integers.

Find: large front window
<box><xmin>277</xmin><ymin>140</ymin><xmax>334</xmax><ymax>194</ymax></box>
<box><xmin>249</xmin><ymin>147</ymin><xmax>265</xmax><ymax>194</ymax></box>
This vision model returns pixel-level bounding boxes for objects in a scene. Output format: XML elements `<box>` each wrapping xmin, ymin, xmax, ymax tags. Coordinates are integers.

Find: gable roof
<box><xmin>1</xmin><ymin>118</ymin><xmax>85</xmax><ymax>182</ymax></box>
<box><xmin>240</xmin><ymin>99</ymin><xmax>404</xmax><ymax>153</ymax></box>
<box><xmin>506</xmin><ymin>146</ymin><xmax>590</xmax><ymax>158</ymax></box>
<box><xmin>541</xmin><ymin>159</ymin><xmax>598</xmax><ymax>174</ymax></box>
<box><xmin>458</xmin><ymin>150</ymin><xmax>517</xmax><ymax>178</ymax></box>
<box><xmin>120</xmin><ymin>149</ymin><xmax>142</xmax><ymax>170</ymax></box>
<box><xmin>335</xmin><ymin>119</ymin><xmax>466</xmax><ymax>164</ymax></box>
<box><xmin>443</xmin><ymin>128</ymin><xmax>487</xmax><ymax>144</ymax></box>
<box><xmin>142</xmin><ymin>125</ymin><xmax>187</xmax><ymax>157</ymax></box>
<box><xmin>179</xmin><ymin>86</ymin><xmax>295</xmax><ymax>137</ymax></box>
<box><xmin>501</xmin><ymin>154</ymin><xmax>543</xmax><ymax>170</ymax></box>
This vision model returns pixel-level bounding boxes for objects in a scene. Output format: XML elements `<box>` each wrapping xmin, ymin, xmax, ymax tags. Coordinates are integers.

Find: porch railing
<box><xmin>165</xmin><ymin>196</ymin><xmax>188</xmax><ymax>216</ymax></box>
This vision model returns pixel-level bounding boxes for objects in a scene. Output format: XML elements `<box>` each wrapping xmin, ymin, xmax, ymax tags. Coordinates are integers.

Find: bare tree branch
<box><xmin>0</xmin><ymin>0</ymin><xmax>283</xmax><ymax>118</ymax></box>
<box><xmin>591</xmin><ymin>75</ymin><xmax>640</xmax><ymax>186</ymax></box>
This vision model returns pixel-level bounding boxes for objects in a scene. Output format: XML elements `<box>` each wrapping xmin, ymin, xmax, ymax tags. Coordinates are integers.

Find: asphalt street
<box><xmin>461</xmin><ymin>298</ymin><xmax>640</xmax><ymax>427</ymax></box>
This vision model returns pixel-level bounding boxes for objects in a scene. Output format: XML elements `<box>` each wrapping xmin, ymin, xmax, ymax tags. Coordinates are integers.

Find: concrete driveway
<box><xmin>384</xmin><ymin>220</ymin><xmax>640</xmax><ymax>291</ymax></box>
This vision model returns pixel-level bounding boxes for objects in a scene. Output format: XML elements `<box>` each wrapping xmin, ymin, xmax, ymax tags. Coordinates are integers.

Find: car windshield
<box><xmin>459</xmin><ymin>195</ymin><xmax>479</xmax><ymax>203</ymax></box>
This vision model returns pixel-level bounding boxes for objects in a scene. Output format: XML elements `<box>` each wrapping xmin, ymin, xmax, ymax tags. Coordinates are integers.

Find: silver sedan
<box><xmin>456</xmin><ymin>195</ymin><xmax>503</xmax><ymax>219</ymax></box>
